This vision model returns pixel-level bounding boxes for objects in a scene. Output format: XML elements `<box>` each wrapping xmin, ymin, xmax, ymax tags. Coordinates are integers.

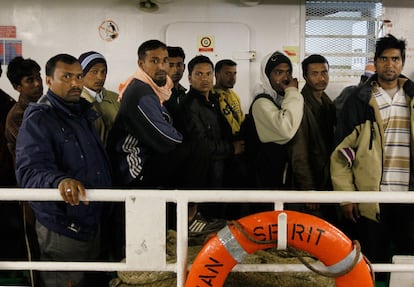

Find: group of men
<box><xmin>0</xmin><ymin>33</ymin><xmax>413</xmax><ymax>286</ymax></box>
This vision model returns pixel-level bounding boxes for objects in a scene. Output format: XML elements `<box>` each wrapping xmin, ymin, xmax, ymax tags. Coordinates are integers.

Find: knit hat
<box><xmin>363</xmin><ymin>60</ymin><xmax>375</xmax><ymax>77</ymax></box>
<box><xmin>264</xmin><ymin>51</ymin><xmax>292</xmax><ymax>78</ymax></box>
<box><xmin>78</xmin><ymin>51</ymin><xmax>107</xmax><ymax>75</ymax></box>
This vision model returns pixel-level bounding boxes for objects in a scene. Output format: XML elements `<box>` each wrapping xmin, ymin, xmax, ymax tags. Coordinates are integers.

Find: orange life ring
<box><xmin>185</xmin><ymin>210</ymin><xmax>374</xmax><ymax>287</ymax></box>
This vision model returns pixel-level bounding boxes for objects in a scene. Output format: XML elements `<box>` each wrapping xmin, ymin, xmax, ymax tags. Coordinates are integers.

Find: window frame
<box><xmin>301</xmin><ymin>0</ymin><xmax>382</xmax><ymax>79</ymax></box>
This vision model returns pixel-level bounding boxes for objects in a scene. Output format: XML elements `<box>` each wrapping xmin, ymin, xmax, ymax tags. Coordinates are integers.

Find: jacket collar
<box><xmin>354</xmin><ymin>74</ymin><xmax>414</xmax><ymax>105</ymax></box>
<box><xmin>188</xmin><ymin>87</ymin><xmax>218</xmax><ymax>103</ymax></box>
<box><xmin>43</xmin><ymin>89</ymin><xmax>97</xmax><ymax>121</ymax></box>
<box><xmin>301</xmin><ymin>83</ymin><xmax>330</xmax><ymax>109</ymax></box>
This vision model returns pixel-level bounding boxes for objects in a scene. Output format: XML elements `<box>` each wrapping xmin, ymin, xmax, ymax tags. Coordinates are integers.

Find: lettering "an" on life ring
<box><xmin>185</xmin><ymin>210</ymin><xmax>374</xmax><ymax>287</ymax></box>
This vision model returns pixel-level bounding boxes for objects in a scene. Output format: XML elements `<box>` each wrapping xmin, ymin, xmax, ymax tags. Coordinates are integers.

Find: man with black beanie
<box><xmin>78</xmin><ymin>51</ymin><xmax>119</xmax><ymax>146</ymax></box>
<box><xmin>245</xmin><ymin>51</ymin><xmax>303</xmax><ymax>192</ymax></box>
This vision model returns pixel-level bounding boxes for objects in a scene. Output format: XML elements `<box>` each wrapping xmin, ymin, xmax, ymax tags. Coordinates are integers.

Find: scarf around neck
<box><xmin>118</xmin><ymin>66</ymin><xmax>173</xmax><ymax>103</ymax></box>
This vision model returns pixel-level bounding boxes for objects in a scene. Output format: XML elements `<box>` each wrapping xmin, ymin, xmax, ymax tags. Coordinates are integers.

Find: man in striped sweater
<box><xmin>331</xmin><ymin>34</ymin><xmax>414</xmax><ymax>268</ymax></box>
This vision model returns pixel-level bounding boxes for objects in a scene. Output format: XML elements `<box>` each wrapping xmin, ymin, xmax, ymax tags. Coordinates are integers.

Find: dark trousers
<box><xmin>380</xmin><ymin>203</ymin><xmax>414</xmax><ymax>256</ymax></box>
<box><xmin>200</xmin><ymin>154</ymin><xmax>253</xmax><ymax>220</ymax></box>
<box><xmin>124</xmin><ymin>140</ymin><xmax>209</xmax><ymax>232</ymax></box>
<box><xmin>0</xmin><ymin>202</ymin><xmax>29</xmax><ymax>283</ymax></box>
<box><xmin>138</xmin><ymin>140</ymin><xmax>209</xmax><ymax>189</ymax></box>
<box><xmin>36</xmin><ymin>221</ymin><xmax>101</xmax><ymax>287</ymax></box>
<box><xmin>340</xmin><ymin>203</ymin><xmax>414</xmax><ymax>282</ymax></box>
<box><xmin>342</xmin><ymin>204</ymin><xmax>414</xmax><ymax>263</ymax></box>
<box><xmin>0</xmin><ymin>202</ymin><xmax>26</xmax><ymax>260</ymax></box>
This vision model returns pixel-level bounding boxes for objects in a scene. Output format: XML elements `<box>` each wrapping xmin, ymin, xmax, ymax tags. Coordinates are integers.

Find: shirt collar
<box><xmin>84</xmin><ymin>86</ymin><xmax>103</xmax><ymax>103</ymax></box>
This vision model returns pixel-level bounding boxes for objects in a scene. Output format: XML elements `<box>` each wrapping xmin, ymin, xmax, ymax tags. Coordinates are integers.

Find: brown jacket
<box><xmin>0</xmin><ymin>89</ymin><xmax>16</xmax><ymax>185</ymax></box>
<box><xmin>287</xmin><ymin>84</ymin><xmax>335</xmax><ymax>191</ymax></box>
<box><xmin>5</xmin><ymin>94</ymin><xmax>33</xmax><ymax>165</ymax></box>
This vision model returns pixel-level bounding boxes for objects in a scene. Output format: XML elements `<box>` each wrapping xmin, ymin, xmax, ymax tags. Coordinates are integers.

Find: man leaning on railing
<box><xmin>15</xmin><ymin>53</ymin><xmax>112</xmax><ymax>287</ymax></box>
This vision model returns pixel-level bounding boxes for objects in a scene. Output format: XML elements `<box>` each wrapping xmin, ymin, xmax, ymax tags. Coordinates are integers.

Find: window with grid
<box><xmin>305</xmin><ymin>0</ymin><xmax>382</xmax><ymax>78</ymax></box>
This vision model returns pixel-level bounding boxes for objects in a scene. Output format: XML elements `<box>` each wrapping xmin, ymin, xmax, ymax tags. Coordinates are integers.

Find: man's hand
<box><xmin>341</xmin><ymin>203</ymin><xmax>360</xmax><ymax>223</ymax></box>
<box><xmin>279</xmin><ymin>77</ymin><xmax>299</xmax><ymax>90</ymax></box>
<box><xmin>58</xmin><ymin>178</ymin><xmax>89</xmax><ymax>206</ymax></box>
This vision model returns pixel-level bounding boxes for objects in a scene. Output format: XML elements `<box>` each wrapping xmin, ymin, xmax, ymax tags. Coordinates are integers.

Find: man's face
<box><xmin>83</xmin><ymin>63</ymin><xmax>107</xmax><ymax>93</ymax></box>
<box><xmin>268</xmin><ymin>63</ymin><xmax>292</xmax><ymax>94</ymax></box>
<box><xmin>215</xmin><ymin>65</ymin><xmax>237</xmax><ymax>89</ymax></box>
<box><xmin>375</xmin><ymin>48</ymin><xmax>403</xmax><ymax>83</ymax></box>
<box><xmin>139</xmin><ymin>47</ymin><xmax>169</xmax><ymax>87</ymax></box>
<box><xmin>304</xmin><ymin>62</ymin><xmax>329</xmax><ymax>94</ymax></box>
<box><xmin>168</xmin><ymin>56</ymin><xmax>185</xmax><ymax>85</ymax></box>
<box><xmin>16</xmin><ymin>69</ymin><xmax>43</xmax><ymax>101</ymax></box>
<box><xmin>46</xmin><ymin>61</ymin><xmax>83</xmax><ymax>102</ymax></box>
<box><xmin>189</xmin><ymin>63</ymin><xmax>214</xmax><ymax>96</ymax></box>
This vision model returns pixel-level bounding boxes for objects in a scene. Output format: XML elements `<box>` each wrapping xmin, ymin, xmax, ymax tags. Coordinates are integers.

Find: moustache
<box><xmin>69</xmin><ymin>88</ymin><xmax>82</xmax><ymax>94</ymax></box>
<box><xmin>155</xmin><ymin>71</ymin><xmax>167</xmax><ymax>77</ymax></box>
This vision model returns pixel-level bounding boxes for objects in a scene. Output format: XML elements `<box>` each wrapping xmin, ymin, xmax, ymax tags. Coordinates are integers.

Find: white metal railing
<box><xmin>1</xmin><ymin>188</ymin><xmax>414</xmax><ymax>286</ymax></box>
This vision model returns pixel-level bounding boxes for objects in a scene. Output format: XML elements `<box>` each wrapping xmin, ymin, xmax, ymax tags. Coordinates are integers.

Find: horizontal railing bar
<box><xmin>0</xmin><ymin>261</ymin><xmax>411</xmax><ymax>273</ymax></box>
<box><xmin>0</xmin><ymin>189</ymin><xmax>414</xmax><ymax>203</ymax></box>
<box><xmin>229</xmin><ymin>263</ymin><xmax>414</xmax><ymax>273</ymax></box>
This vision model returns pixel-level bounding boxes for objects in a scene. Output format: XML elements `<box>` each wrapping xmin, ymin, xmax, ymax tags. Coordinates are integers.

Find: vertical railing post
<box><xmin>176</xmin><ymin>198</ymin><xmax>189</xmax><ymax>287</ymax></box>
<box><xmin>124</xmin><ymin>193</ymin><xmax>166</xmax><ymax>269</ymax></box>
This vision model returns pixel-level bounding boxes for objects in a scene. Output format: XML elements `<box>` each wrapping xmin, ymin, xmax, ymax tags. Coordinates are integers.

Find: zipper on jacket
<box><xmin>369</xmin><ymin>121</ymin><xmax>375</xmax><ymax>150</ymax></box>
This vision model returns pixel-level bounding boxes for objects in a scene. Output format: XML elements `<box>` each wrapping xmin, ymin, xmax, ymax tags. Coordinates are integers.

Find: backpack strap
<box><xmin>248</xmin><ymin>93</ymin><xmax>280</xmax><ymax>115</ymax></box>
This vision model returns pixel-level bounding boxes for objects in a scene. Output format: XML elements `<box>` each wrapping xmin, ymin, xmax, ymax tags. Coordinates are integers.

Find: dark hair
<box><xmin>167</xmin><ymin>46</ymin><xmax>185</xmax><ymax>60</ymax></box>
<box><xmin>374</xmin><ymin>34</ymin><xmax>407</xmax><ymax>64</ymax></box>
<box><xmin>301</xmin><ymin>54</ymin><xmax>329</xmax><ymax>78</ymax></box>
<box><xmin>45</xmin><ymin>54</ymin><xmax>78</xmax><ymax>77</ymax></box>
<box><xmin>6</xmin><ymin>56</ymin><xmax>41</xmax><ymax>88</ymax></box>
<box><xmin>137</xmin><ymin>40</ymin><xmax>167</xmax><ymax>60</ymax></box>
<box><xmin>187</xmin><ymin>55</ymin><xmax>214</xmax><ymax>75</ymax></box>
<box><xmin>215</xmin><ymin>59</ymin><xmax>237</xmax><ymax>74</ymax></box>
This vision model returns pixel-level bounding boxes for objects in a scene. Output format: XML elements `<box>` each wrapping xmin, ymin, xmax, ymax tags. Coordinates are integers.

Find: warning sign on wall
<box><xmin>98</xmin><ymin>20</ymin><xmax>119</xmax><ymax>42</ymax></box>
<box><xmin>198</xmin><ymin>35</ymin><xmax>215</xmax><ymax>52</ymax></box>
<box><xmin>0</xmin><ymin>26</ymin><xmax>16</xmax><ymax>38</ymax></box>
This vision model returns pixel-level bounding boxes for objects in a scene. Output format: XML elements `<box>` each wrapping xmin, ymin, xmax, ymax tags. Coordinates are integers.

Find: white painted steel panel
<box><xmin>166</xmin><ymin>22</ymin><xmax>251</xmax><ymax>112</ymax></box>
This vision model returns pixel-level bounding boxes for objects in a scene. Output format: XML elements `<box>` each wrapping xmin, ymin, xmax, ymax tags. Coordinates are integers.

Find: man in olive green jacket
<box><xmin>79</xmin><ymin>51</ymin><xmax>120</xmax><ymax>146</ymax></box>
<box><xmin>79</xmin><ymin>51</ymin><xmax>121</xmax><ymax>263</ymax></box>
<box><xmin>331</xmin><ymin>34</ymin><xmax>414</xmax><ymax>265</ymax></box>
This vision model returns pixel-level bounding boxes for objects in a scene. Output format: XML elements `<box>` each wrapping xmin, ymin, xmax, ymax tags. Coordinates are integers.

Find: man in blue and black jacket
<box><xmin>107</xmin><ymin>39</ymin><xmax>208</xmax><ymax>189</ymax></box>
<box><xmin>107</xmin><ymin>40</ymin><xmax>223</xmax><ymax>244</ymax></box>
<box><xmin>16</xmin><ymin>53</ymin><xmax>112</xmax><ymax>287</ymax></box>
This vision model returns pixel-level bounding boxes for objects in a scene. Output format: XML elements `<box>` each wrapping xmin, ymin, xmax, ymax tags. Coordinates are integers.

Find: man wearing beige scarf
<box><xmin>108</xmin><ymin>40</ymin><xmax>220</xmax><ymax>242</ymax></box>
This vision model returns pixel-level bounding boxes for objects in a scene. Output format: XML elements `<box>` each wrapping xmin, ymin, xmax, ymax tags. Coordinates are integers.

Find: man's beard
<box><xmin>154</xmin><ymin>78</ymin><xmax>167</xmax><ymax>87</ymax></box>
<box><xmin>379</xmin><ymin>73</ymin><xmax>398</xmax><ymax>82</ymax></box>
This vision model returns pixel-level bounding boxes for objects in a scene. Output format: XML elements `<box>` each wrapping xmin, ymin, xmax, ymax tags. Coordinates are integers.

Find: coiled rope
<box><xmin>229</xmin><ymin>220</ymin><xmax>375</xmax><ymax>283</ymax></box>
